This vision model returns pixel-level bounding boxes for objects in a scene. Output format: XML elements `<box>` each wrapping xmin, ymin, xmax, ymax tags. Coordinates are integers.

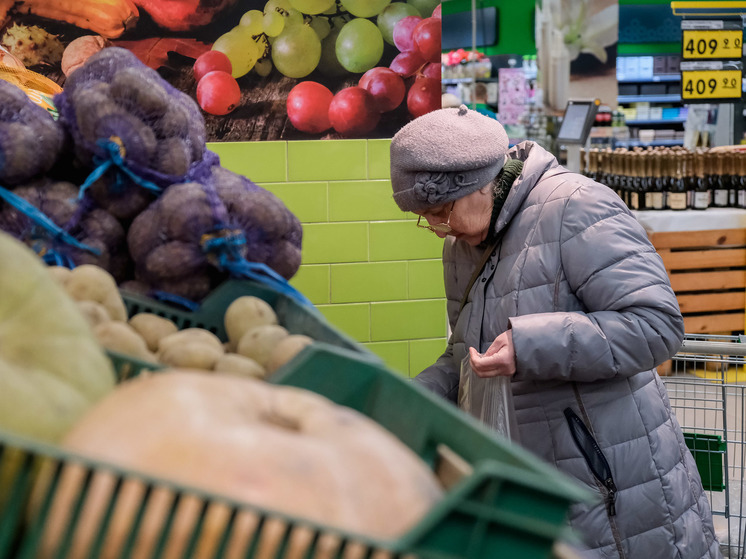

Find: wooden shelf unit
<box><xmin>648</xmin><ymin>228</ymin><xmax>746</xmax><ymax>334</ymax></box>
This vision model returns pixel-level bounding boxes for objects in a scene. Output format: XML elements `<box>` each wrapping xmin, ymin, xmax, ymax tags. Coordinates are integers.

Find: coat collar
<box><xmin>494</xmin><ymin>141</ymin><xmax>562</xmax><ymax>232</ymax></box>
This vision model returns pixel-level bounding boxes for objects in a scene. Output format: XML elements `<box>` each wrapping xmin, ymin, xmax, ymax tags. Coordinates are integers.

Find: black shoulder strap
<box><xmin>458</xmin><ymin>230</ymin><xmax>505</xmax><ymax>314</ymax></box>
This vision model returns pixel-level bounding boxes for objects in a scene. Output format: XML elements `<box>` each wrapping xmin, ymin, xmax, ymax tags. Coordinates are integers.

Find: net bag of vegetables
<box><xmin>127</xmin><ymin>165</ymin><xmax>307</xmax><ymax>304</ymax></box>
<box><xmin>54</xmin><ymin>47</ymin><xmax>211</xmax><ymax>220</ymax></box>
<box><xmin>0</xmin><ymin>178</ymin><xmax>130</xmax><ymax>280</ymax></box>
<box><xmin>0</xmin><ymin>79</ymin><xmax>65</xmax><ymax>186</ymax></box>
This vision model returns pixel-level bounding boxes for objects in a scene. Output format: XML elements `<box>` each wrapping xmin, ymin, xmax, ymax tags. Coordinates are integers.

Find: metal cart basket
<box><xmin>663</xmin><ymin>334</ymin><xmax>746</xmax><ymax>558</ymax></box>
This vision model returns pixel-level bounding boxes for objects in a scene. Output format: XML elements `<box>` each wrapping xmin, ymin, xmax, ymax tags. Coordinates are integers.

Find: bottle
<box><xmin>607</xmin><ymin>150</ymin><xmax>621</xmax><ymax>200</ymax></box>
<box><xmin>648</xmin><ymin>151</ymin><xmax>662</xmax><ymax>210</ymax></box>
<box><xmin>643</xmin><ymin>151</ymin><xmax>654</xmax><ymax>210</ymax></box>
<box><xmin>580</xmin><ymin>148</ymin><xmax>588</xmax><ymax>177</ymax></box>
<box><xmin>667</xmin><ymin>151</ymin><xmax>688</xmax><ymax>211</ymax></box>
<box><xmin>692</xmin><ymin>150</ymin><xmax>710</xmax><ymax>210</ymax></box>
<box><xmin>671</xmin><ymin>151</ymin><xmax>687</xmax><ymax>210</ymax></box>
<box><xmin>619</xmin><ymin>150</ymin><xmax>630</xmax><ymax>206</ymax></box>
<box><xmin>619</xmin><ymin>151</ymin><xmax>631</xmax><ymax>209</ymax></box>
<box><xmin>612</xmin><ymin>151</ymin><xmax>623</xmax><ymax>204</ymax></box>
<box><xmin>738</xmin><ymin>152</ymin><xmax>746</xmax><ymax>209</ymax></box>
<box><xmin>628</xmin><ymin>152</ymin><xmax>641</xmax><ymax>211</ymax></box>
<box><xmin>598</xmin><ymin>148</ymin><xmax>610</xmax><ymax>187</ymax></box>
<box><xmin>683</xmin><ymin>152</ymin><xmax>695</xmax><ymax>209</ymax></box>
<box><xmin>636</xmin><ymin>152</ymin><xmax>648</xmax><ymax>211</ymax></box>
<box><xmin>728</xmin><ymin>152</ymin><xmax>738</xmax><ymax>207</ymax></box>
<box><xmin>586</xmin><ymin>149</ymin><xmax>597</xmax><ymax>181</ymax></box>
<box><xmin>712</xmin><ymin>152</ymin><xmax>729</xmax><ymax>208</ymax></box>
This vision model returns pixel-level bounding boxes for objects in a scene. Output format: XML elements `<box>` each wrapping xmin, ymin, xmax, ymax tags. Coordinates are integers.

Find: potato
<box><xmin>224</xmin><ymin>296</ymin><xmax>278</xmax><ymax>350</ymax></box>
<box><xmin>47</xmin><ymin>266</ymin><xmax>72</xmax><ymax>286</ymax></box>
<box><xmin>76</xmin><ymin>300</ymin><xmax>111</xmax><ymax>328</ymax></box>
<box><xmin>65</xmin><ymin>265</ymin><xmax>127</xmax><ymax>322</ymax></box>
<box><xmin>236</xmin><ymin>325</ymin><xmax>289</xmax><ymax>367</ymax></box>
<box><xmin>157</xmin><ymin>328</ymin><xmax>224</xmax><ymax>355</ymax></box>
<box><xmin>93</xmin><ymin>322</ymin><xmax>154</xmax><ymax>363</ymax></box>
<box><xmin>129</xmin><ymin>313</ymin><xmax>178</xmax><ymax>353</ymax></box>
<box><xmin>213</xmin><ymin>354</ymin><xmax>265</xmax><ymax>379</ymax></box>
<box><xmin>266</xmin><ymin>335</ymin><xmax>314</xmax><ymax>375</ymax></box>
<box><xmin>159</xmin><ymin>343</ymin><xmax>223</xmax><ymax>370</ymax></box>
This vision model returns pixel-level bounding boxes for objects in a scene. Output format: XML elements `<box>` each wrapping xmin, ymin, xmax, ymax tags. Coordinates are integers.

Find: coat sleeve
<box><xmin>413</xmin><ymin>237</ymin><xmax>463</xmax><ymax>402</ymax></box>
<box><xmin>414</xmin><ymin>346</ymin><xmax>460</xmax><ymax>403</ymax></box>
<box><xmin>509</xmin><ymin>182</ymin><xmax>684</xmax><ymax>383</ymax></box>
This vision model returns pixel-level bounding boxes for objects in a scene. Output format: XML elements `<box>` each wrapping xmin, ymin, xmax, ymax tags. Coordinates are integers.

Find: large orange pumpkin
<box><xmin>37</xmin><ymin>371</ymin><xmax>443</xmax><ymax>558</ymax></box>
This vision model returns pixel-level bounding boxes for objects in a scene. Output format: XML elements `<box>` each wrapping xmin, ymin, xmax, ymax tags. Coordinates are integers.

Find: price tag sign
<box><xmin>682</xmin><ymin>69</ymin><xmax>742</xmax><ymax>100</ymax></box>
<box><xmin>681</xmin><ymin>60</ymin><xmax>743</xmax><ymax>102</ymax></box>
<box><xmin>682</xmin><ymin>29</ymin><xmax>743</xmax><ymax>59</ymax></box>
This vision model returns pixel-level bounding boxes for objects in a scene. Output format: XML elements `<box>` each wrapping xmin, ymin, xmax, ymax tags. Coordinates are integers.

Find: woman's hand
<box><xmin>469</xmin><ymin>330</ymin><xmax>516</xmax><ymax>378</ymax></box>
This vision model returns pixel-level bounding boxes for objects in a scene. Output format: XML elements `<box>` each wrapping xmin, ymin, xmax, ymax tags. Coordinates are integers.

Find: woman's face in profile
<box><xmin>416</xmin><ymin>185</ymin><xmax>494</xmax><ymax>246</ymax></box>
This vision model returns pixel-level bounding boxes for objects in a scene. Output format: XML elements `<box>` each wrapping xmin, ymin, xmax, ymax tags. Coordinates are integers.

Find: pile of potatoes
<box><xmin>48</xmin><ymin>265</ymin><xmax>314</xmax><ymax>379</ymax></box>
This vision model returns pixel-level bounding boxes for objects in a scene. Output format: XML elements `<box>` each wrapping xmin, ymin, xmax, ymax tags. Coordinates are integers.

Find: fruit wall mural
<box><xmin>0</xmin><ymin>0</ymin><xmax>442</xmax><ymax>141</ymax></box>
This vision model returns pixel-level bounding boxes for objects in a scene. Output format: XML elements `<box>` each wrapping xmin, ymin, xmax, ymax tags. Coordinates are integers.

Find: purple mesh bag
<box><xmin>127</xmin><ymin>165</ymin><xmax>304</xmax><ymax>302</ymax></box>
<box><xmin>54</xmin><ymin>47</ymin><xmax>214</xmax><ymax>219</ymax></box>
<box><xmin>0</xmin><ymin>80</ymin><xmax>65</xmax><ymax>185</ymax></box>
<box><xmin>0</xmin><ymin>178</ymin><xmax>130</xmax><ymax>280</ymax></box>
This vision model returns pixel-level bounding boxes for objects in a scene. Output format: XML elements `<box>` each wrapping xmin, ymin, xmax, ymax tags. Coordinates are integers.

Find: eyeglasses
<box><xmin>416</xmin><ymin>201</ymin><xmax>456</xmax><ymax>234</ymax></box>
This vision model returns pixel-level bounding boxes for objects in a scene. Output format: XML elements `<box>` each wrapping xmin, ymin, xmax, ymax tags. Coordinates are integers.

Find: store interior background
<box><xmin>211</xmin><ymin>0</ymin><xmax>743</xmax><ymax>377</ymax></box>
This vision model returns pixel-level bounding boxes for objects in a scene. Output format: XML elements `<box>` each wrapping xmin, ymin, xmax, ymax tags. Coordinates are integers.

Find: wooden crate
<box><xmin>648</xmin><ymin>228</ymin><xmax>746</xmax><ymax>335</ymax></box>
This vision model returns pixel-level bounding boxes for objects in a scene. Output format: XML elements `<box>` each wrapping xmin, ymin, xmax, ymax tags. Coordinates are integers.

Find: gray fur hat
<box><xmin>390</xmin><ymin>105</ymin><xmax>509</xmax><ymax>212</ymax></box>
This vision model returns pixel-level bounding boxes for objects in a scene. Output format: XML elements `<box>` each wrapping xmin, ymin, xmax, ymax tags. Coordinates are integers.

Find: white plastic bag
<box><xmin>458</xmin><ymin>354</ymin><xmax>520</xmax><ymax>441</ymax></box>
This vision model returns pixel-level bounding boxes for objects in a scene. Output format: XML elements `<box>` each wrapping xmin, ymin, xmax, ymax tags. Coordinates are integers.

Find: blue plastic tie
<box><xmin>0</xmin><ymin>185</ymin><xmax>100</xmax><ymax>255</ymax></box>
<box><xmin>151</xmin><ymin>291</ymin><xmax>201</xmax><ymax>312</ymax></box>
<box><xmin>78</xmin><ymin>140</ymin><xmax>162</xmax><ymax>200</ymax></box>
<box><xmin>202</xmin><ymin>232</ymin><xmax>315</xmax><ymax>309</ymax></box>
<box><xmin>43</xmin><ymin>251</ymin><xmax>64</xmax><ymax>267</ymax></box>
<box><xmin>221</xmin><ymin>257</ymin><xmax>316</xmax><ymax>309</ymax></box>
<box><xmin>42</xmin><ymin>250</ymin><xmax>76</xmax><ymax>269</ymax></box>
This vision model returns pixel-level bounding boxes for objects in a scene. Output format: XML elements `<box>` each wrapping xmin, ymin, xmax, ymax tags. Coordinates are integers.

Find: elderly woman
<box><xmin>390</xmin><ymin>105</ymin><xmax>721</xmax><ymax>558</ymax></box>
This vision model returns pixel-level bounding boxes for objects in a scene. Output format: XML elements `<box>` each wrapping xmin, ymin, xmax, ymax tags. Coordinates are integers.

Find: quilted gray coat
<box><xmin>416</xmin><ymin>141</ymin><xmax>721</xmax><ymax>558</ymax></box>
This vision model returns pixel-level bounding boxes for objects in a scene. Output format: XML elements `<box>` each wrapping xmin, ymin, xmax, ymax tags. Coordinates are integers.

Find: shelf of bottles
<box><xmin>581</xmin><ymin>146</ymin><xmax>746</xmax><ymax>211</ymax></box>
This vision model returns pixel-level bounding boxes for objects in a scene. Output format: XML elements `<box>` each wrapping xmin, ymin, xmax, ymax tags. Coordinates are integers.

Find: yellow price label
<box><xmin>683</xmin><ymin>29</ymin><xmax>743</xmax><ymax>58</ymax></box>
<box><xmin>682</xmin><ymin>69</ymin><xmax>742</xmax><ymax>99</ymax></box>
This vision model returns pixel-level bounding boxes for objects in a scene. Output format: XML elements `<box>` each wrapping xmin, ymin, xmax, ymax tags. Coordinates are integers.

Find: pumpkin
<box><xmin>0</xmin><ymin>231</ymin><xmax>115</xmax><ymax>444</ymax></box>
<box><xmin>37</xmin><ymin>371</ymin><xmax>443</xmax><ymax>558</ymax></box>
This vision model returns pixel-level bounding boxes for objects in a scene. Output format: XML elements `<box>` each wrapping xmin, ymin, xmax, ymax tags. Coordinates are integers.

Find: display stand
<box><xmin>633</xmin><ymin>208</ymin><xmax>746</xmax><ymax>334</ymax></box>
<box><xmin>556</xmin><ymin>99</ymin><xmax>599</xmax><ymax>173</ymax></box>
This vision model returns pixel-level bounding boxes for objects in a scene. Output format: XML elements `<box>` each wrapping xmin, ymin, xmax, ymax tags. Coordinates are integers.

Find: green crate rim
<box><xmin>120</xmin><ymin>279</ymin><xmax>381</xmax><ymax>364</ymax></box>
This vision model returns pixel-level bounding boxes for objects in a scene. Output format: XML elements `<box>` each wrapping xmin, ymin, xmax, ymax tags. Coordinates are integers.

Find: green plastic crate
<box><xmin>683</xmin><ymin>433</ymin><xmax>726</xmax><ymax>492</ymax></box>
<box><xmin>0</xmin><ymin>280</ymin><xmax>593</xmax><ymax>558</ymax></box>
<box><xmin>106</xmin><ymin>350</ymin><xmax>163</xmax><ymax>381</ymax></box>
<box><xmin>0</xmin><ymin>347</ymin><xmax>592</xmax><ymax>559</ymax></box>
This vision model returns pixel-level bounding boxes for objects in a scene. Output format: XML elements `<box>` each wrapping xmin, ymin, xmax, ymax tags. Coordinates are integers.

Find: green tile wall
<box><xmin>210</xmin><ymin>142</ymin><xmax>286</xmax><ymax>183</ymax></box>
<box><xmin>328</xmin><ymin>181</ymin><xmax>402</xmax><ymax>222</ymax></box>
<box><xmin>210</xmin><ymin>139</ymin><xmax>448</xmax><ymax>377</ymax></box>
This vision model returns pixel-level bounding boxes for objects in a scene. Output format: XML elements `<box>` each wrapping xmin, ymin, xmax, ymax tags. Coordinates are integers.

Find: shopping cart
<box><xmin>663</xmin><ymin>334</ymin><xmax>746</xmax><ymax>558</ymax></box>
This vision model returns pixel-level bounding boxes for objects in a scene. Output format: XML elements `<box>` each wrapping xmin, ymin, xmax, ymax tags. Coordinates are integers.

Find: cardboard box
<box><xmin>666</xmin><ymin>55</ymin><xmax>681</xmax><ymax>75</ymax></box>
<box><xmin>639</xmin><ymin>56</ymin><xmax>654</xmax><ymax>79</ymax></box>
<box><xmin>654</xmin><ymin>56</ymin><xmax>667</xmax><ymax>75</ymax></box>
<box><xmin>625</xmin><ymin>56</ymin><xmax>640</xmax><ymax>80</ymax></box>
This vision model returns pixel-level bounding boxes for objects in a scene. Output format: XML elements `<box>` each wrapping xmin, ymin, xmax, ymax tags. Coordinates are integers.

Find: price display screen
<box><xmin>681</xmin><ymin>69</ymin><xmax>742</xmax><ymax>100</ymax></box>
<box><xmin>682</xmin><ymin>29</ymin><xmax>743</xmax><ymax>59</ymax></box>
